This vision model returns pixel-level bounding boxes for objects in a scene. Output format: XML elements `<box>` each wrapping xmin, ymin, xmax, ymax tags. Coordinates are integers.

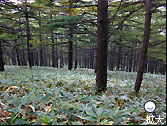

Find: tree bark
<box><xmin>68</xmin><ymin>26</ymin><xmax>73</xmax><ymax>70</ymax></box>
<box><xmin>134</xmin><ymin>0</ymin><xmax>152</xmax><ymax>92</ymax></box>
<box><xmin>74</xmin><ymin>40</ymin><xmax>78</xmax><ymax>70</ymax></box>
<box><xmin>11</xmin><ymin>49</ymin><xmax>17</xmax><ymax>65</ymax></box>
<box><xmin>25</xmin><ymin>10</ymin><xmax>32</xmax><ymax>68</ymax></box>
<box><xmin>0</xmin><ymin>40</ymin><xmax>5</xmax><ymax>71</ymax></box>
<box><xmin>109</xmin><ymin>43</ymin><xmax>115</xmax><ymax>71</ymax></box>
<box><xmin>116</xmin><ymin>45</ymin><xmax>121</xmax><ymax>71</ymax></box>
<box><xmin>68</xmin><ymin>2</ymin><xmax>73</xmax><ymax>70</ymax></box>
<box><xmin>60</xmin><ymin>37</ymin><xmax>64</xmax><ymax>68</ymax></box>
<box><xmin>148</xmin><ymin>59</ymin><xmax>154</xmax><ymax>74</ymax></box>
<box><xmin>51</xmin><ymin>31</ymin><xmax>56</xmax><ymax>67</ymax></box>
<box><xmin>38</xmin><ymin>11</ymin><xmax>44</xmax><ymax>66</ymax></box>
<box><xmin>128</xmin><ymin>49</ymin><xmax>133</xmax><ymax>72</ymax></box>
<box><xmin>16</xmin><ymin>47</ymin><xmax>21</xmax><ymax>66</ymax></box>
<box><xmin>96</xmin><ymin>0</ymin><xmax>108</xmax><ymax>94</ymax></box>
<box><xmin>55</xmin><ymin>33</ymin><xmax>58</xmax><ymax>68</ymax></box>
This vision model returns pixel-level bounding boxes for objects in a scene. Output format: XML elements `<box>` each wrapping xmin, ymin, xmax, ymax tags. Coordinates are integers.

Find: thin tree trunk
<box><xmin>128</xmin><ymin>50</ymin><xmax>133</xmax><ymax>72</ymax></box>
<box><xmin>60</xmin><ymin>37</ymin><xmax>64</xmax><ymax>68</ymax></box>
<box><xmin>25</xmin><ymin>10</ymin><xmax>32</xmax><ymax>68</ymax></box>
<box><xmin>38</xmin><ymin>11</ymin><xmax>44</xmax><ymax>66</ymax></box>
<box><xmin>51</xmin><ymin>31</ymin><xmax>56</xmax><ymax>67</ymax></box>
<box><xmin>55</xmin><ymin>33</ymin><xmax>58</xmax><ymax>68</ymax></box>
<box><xmin>68</xmin><ymin>2</ymin><xmax>73</xmax><ymax>70</ymax></box>
<box><xmin>68</xmin><ymin>26</ymin><xmax>73</xmax><ymax>70</ymax></box>
<box><xmin>0</xmin><ymin>40</ymin><xmax>5</xmax><ymax>71</ymax></box>
<box><xmin>109</xmin><ymin>43</ymin><xmax>115</xmax><ymax>71</ymax></box>
<box><xmin>148</xmin><ymin>59</ymin><xmax>154</xmax><ymax>74</ymax></box>
<box><xmin>16</xmin><ymin>47</ymin><xmax>21</xmax><ymax>66</ymax></box>
<box><xmin>134</xmin><ymin>0</ymin><xmax>152</xmax><ymax>92</ymax></box>
<box><xmin>96</xmin><ymin>0</ymin><xmax>108</xmax><ymax>94</ymax></box>
<box><xmin>11</xmin><ymin>49</ymin><xmax>17</xmax><ymax>65</ymax></box>
<box><xmin>116</xmin><ymin>45</ymin><xmax>121</xmax><ymax>71</ymax></box>
<box><xmin>74</xmin><ymin>40</ymin><xmax>78</xmax><ymax>70</ymax></box>
<box><xmin>133</xmin><ymin>51</ymin><xmax>137</xmax><ymax>72</ymax></box>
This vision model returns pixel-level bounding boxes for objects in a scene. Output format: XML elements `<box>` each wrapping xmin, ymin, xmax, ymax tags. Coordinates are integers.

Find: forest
<box><xmin>0</xmin><ymin>0</ymin><xmax>166</xmax><ymax>125</ymax></box>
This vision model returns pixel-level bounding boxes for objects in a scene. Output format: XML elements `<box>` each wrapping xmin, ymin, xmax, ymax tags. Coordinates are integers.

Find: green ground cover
<box><xmin>0</xmin><ymin>66</ymin><xmax>166</xmax><ymax>125</ymax></box>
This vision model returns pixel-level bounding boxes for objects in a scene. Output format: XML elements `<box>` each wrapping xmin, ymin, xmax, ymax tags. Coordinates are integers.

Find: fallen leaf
<box><xmin>28</xmin><ymin>105</ymin><xmax>36</xmax><ymax>112</ymax></box>
<box><xmin>44</xmin><ymin>105</ymin><xmax>52</xmax><ymax>113</ymax></box>
<box><xmin>0</xmin><ymin>109</ymin><xmax>11</xmax><ymax>117</ymax></box>
<box><xmin>109</xmin><ymin>121</ymin><xmax>114</xmax><ymax>125</ymax></box>
<box><xmin>5</xmin><ymin>86</ymin><xmax>19</xmax><ymax>92</ymax></box>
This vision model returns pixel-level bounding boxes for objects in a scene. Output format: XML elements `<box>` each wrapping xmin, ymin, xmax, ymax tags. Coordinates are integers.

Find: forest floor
<box><xmin>0</xmin><ymin>66</ymin><xmax>166</xmax><ymax>125</ymax></box>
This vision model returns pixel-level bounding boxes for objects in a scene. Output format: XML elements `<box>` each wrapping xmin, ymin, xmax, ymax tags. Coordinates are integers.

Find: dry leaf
<box><xmin>0</xmin><ymin>101</ymin><xmax>7</xmax><ymax>108</ymax></box>
<box><xmin>0</xmin><ymin>109</ymin><xmax>11</xmax><ymax>117</ymax></box>
<box><xmin>109</xmin><ymin>121</ymin><xmax>114</xmax><ymax>125</ymax></box>
<box><xmin>44</xmin><ymin>104</ymin><xmax>52</xmax><ymax>113</ymax></box>
<box><xmin>28</xmin><ymin>105</ymin><xmax>35</xmax><ymax>112</ymax></box>
<box><xmin>5</xmin><ymin>86</ymin><xmax>19</xmax><ymax>92</ymax></box>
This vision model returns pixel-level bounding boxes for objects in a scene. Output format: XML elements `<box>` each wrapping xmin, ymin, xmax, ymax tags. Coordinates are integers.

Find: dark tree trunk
<box><xmin>11</xmin><ymin>49</ymin><xmax>17</xmax><ymax>65</ymax></box>
<box><xmin>34</xmin><ymin>51</ymin><xmax>39</xmax><ymax>66</ymax></box>
<box><xmin>90</xmin><ymin>33</ymin><xmax>95</xmax><ymax>69</ymax></box>
<box><xmin>116</xmin><ymin>45</ymin><xmax>121</xmax><ymax>71</ymax></box>
<box><xmin>55</xmin><ymin>33</ymin><xmax>58</xmax><ymax>68</ymax></box>
<box><xmin>148</xmin><ymin>59</ymin><xmax>154</xmax><ymax>74</ymax></box>
<box><xmin>122</xmin><ymin>50</ymin><xmax>127</xmax><ymax>71</ymax></box>
<box><xmin>0</xmin><ymin>40</ymin><xmax>5</xmax><ymax>71</ymax></box>
<box><xmin>19</xmin><ymin>18</ymin><xmax>24</xmax><ymax>66</ymax></box>
<box><xmin>30</xmin><ymin>48</ymin><xmax>34</xmax><ymax>66</ymax></box>
<box><xmin>20</xmin><ymin>49</ymin><xmax>26</xmax><ymax>66</ymax></box>
<box><xmin>68</xmin><ymin>3</ymin><xmax>73</xmax><ymax>70</ymax></box>
<box><xmin>84</xmin><ymin>43</ymin><xmax>87</xmax><ymax>68</ymax></box>
<box><xmin>109</xmin><ymin>43</ymin><xmax>115</xmax><ymax>71</ymax></box>
<box><xmin>144</xmin><ymin>57</ymin><xmax>148</xmax><ymax>73</ymax></box>
<box><xmin>126</xmin><ymin>50</ymin><xmax>129</xmax><ymax>72</ymax></box>
<box><xmin>96</xmin><ymin>0</ymin><xmax>108</xmax><ymax>94</ymax></box>
<box><xmin>134</xmin><ymin>0</ymin><xmax>152</xmax><ymax>92</ymax></box>
<box><xmin>25</xmin><ymin>11</ymin><xmax>32</xmax><ymax>68</ymax></box>
<box><xmin>39</xmin><ymin>12</ymin><xmax>44</xmax><ymax>66</ymax></box>
<box><xmin>90</xmin><ymin>47</ymin><xmax>94</xmax><ymax>69</ymax></box>
<box><xmin>128</xmin><ymin>50</ymin><xmax>133</xmax><ymax>72</ymax></box>
<box><xmin>78</xmin><ymin>52</ymin><xmax>82</xmax><ymax>68</ymax></box>
<box><xmin>51</xmin><ymin>31</ymin><xmax>56</xmax><ymax>67</ymax></box>
<box><xmin>133</xmin><ymin>51</ymin><xmax>137</xmax><ymax>72</ymax></box>
<box><xmin>68</xmin><ymin>26</ymin><xmax>73</xmax><ymax>70</ymax></box>
<box><xmin>60</xmin><ymin>37</ymin><xmax>64</xmax><ymax>68</ymax></box>
<box><xmin>74</xmin><ymin>41</ymin><xmax>78</xmax><ymax>70</ymax></box>
<box><xmin>16</xmin><ymin>48</ymin><xmax>21</xmax><ymax>66</ymax></box>
<box><xmin>159</xmin><ymin>62</ymin><xmax>166</xmax><ymax>75</ymax></box>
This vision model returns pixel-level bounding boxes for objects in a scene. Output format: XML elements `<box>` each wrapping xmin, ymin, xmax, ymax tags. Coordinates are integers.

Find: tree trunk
<box><xmin>16</xmin><ymin>48</ymin><xmax>21</xmax><ymax>66</ymax></box>
<box><xmin>0</xmin><ymin>40</ymin><xmax>5</xmax><ymax>71</ymax></box>
<box><xmin>96</xmin><ymin>0</ymin><xmax>108</xmax><ymax>94</ymax></box>
<box><xmin>134</xmin><ymin>0</ymin><xmax>152</xmax><ymax>92</ymax></box>
<box><xmin>68</xmin><ymin>26</ymin><xmax>73</xmax><ymax>70</ymax></box>
<box><xmin>148</xmin><ymin>59</ymin><xmax>154</xmax><ymax>74</ymax></box>
<box><xmin>109</xmin><ymin>43</ymin><xmax>115</xmax><ymax>71</ymax></box>
<box><xmin>128</xmin><ymin>50</ymin><xmax>133</xmax><ymax>72</ymax></box>
<box><xmin>11</xmin><ymin>49</ymin><xmax>17</xmax><ymax>65</ymax></box>
<box><xmin>133</xmin><ymin>51</ymin><xmax>137</xmax><ymax>72</ymax></box>
<box><xmin>51</xmin><ymin>31</ymin><xmax>56</xmax><ymax>67</ymax></box>
<box><xmin>116</xmin><ymin>45</ymin><xmax>121</xmax><ymax>71</ymax></box>
<box><xmin>39</xmin><ymin>12</ymin><xmax>44</xmax><ymax>66</ymax></box>
<box><xmin>60</xmin><ymin>37</ymin><xmax>64</xmax><ymax>68</ymax></box>
<box><xmin>68</xmin><ymin>2</ymin><xmax>73</xmax><ymax>70</ymax></box>
<box><xmin>25</xmin><ymin>11</ymin><xmax>32</xmax><ymax>68</ymax></box>
<box><xmin>55</xmin><ymin>33</ymin><xmax>58</xmax><ymax>68</ymax></box>
<box><xmin>74</xmin><ymin>40</ymin><xmax>78</xmax><ymax>70</ymax></box>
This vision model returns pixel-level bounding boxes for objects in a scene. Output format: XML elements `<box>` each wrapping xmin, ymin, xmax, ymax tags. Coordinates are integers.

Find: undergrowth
<box><xmin>0</xmin><ymin>66</ymin><xmax>166</xmax><ymax>125</ymax></box>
